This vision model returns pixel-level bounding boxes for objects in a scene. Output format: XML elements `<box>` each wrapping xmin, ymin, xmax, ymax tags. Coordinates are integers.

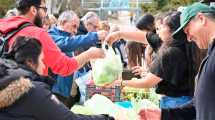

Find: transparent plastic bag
<box><xmin>74</xmin><ymin>71</ymin><xmax>91</xmax><ymax>104</ymax></box>
<box><xmin>92</xmin><ymin>44</ymin><xmax>123</xmax><ymax>86</ymax></box>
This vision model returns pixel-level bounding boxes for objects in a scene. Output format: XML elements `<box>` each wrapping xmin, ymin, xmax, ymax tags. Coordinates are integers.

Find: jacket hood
<box><xmin>0</xmin><ymin>77</ymin><xmax>33</xmax><ymax>108</ymax></box>
<box><xmin>0</xmin><ymin>16</ymin><xmax>33</xmax><ymax>34</ymax></box>
<box><xmin>0</xmin><ymin>58</ymin><xmax>34</xmax><ymax>109</ymax></box>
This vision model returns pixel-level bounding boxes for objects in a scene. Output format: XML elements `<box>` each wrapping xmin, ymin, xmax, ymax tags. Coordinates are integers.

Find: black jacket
<box><xmin>0</xmin><ymin>59</ymin><xmax>114</xmax><ymax>120</ymax></box>
<box><xmin>161</xmin><ymin>39</ymin><xmax>215</xmax><ymax>120</ymax></box>
<box><xmin>77</xmin><ymin>21</ymin><xmax>88</xmax><ymax>35</ymax></box>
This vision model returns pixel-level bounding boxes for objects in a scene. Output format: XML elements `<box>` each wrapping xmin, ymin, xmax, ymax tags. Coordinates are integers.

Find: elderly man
<box><xmin>74</xmin><ymin>12</ymin><xmax>102</xmax><ymax>105</ymax></box>
<box><xmin>48</xmin><ymin>10</ymin><xmax>107</xmax><ymax>108</ymax></box>
<box><xmin>48</xmin><ymin>10</ymin><xmax>106</xmax><ymax>54</ymax></box>
<box><xmin>76</xmin><ymin>12</ymin><xmax>101</xmax><ymax>55</ymax></box>
<box><xmin>140</xmin><ymin>2</ymin><xmax>215</xmax><ymax>120</ymax></box>
<box><xmin>77</xmin><ymin>12</ymin><xmax>100</xmax><ymax>35</ymax></box>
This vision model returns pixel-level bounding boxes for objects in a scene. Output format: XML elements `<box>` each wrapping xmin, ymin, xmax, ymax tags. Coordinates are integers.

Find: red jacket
<box><xmin>0</xmin><ymin>16</ymin><xmax>78</xmax><ymax>76</ymax></box>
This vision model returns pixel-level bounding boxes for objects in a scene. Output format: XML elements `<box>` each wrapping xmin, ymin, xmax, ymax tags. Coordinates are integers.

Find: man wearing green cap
<box><xmin>140</xmin><ymin>2</ymin><xmax>215</xmax><ymax>120</ymax></box>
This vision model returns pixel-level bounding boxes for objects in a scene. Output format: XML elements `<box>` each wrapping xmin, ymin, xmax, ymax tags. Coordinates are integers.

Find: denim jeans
<box><xmin>160</xmin><ymin>96</ymin><xmax>192</xmax><ymax>109</ymax></box>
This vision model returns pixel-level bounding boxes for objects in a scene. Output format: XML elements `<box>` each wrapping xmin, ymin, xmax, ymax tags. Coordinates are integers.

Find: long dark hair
<box><xmin>8</xmin><ymin>36</ymin><xmax>42</xmax><ymax>69</ymax></box>
<box><xmin>167</xmin><ymin>11</ymin><xmax>206</xmax><ymax>95</ymax></box>
<box><xmin>158</xmin><ymin>11</ymin><xmax>198</xmax><ymax>96</ymax></box>
<box><xmin>133</xmin><ymin>13</ymin><xmax>155</xmax><ymax>68</ymax></box>
<box><xmin>157</xmin><ymin>11</ymin><xmax>186</xmax><ymax>51</ymax></box>
<box><xmin>126</xmin><ymin>41</ymin><xmax>145</xmax><ymax>68</ymax></box>
<box><xmin>136</xmin><ymin>13</ymin><xmax>155</xmax><ymax>32</ymax></box>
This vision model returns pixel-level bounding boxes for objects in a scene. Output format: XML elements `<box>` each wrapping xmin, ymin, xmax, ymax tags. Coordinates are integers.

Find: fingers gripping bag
<box><xmin>92</xmin><ymin>44</ymin><xmax>123</xmax><ymax>86</ymax></box>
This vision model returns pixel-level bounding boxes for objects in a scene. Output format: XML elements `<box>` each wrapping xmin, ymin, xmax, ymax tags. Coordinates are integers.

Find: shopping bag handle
<box><xmin>102</xmin><ymin>42</ymin><xmax>109</xmax><ymax>51</ymax></box>
<box><xmin>102</xmin><ymin>42</ymin><xmax>119</xmax><ymax>56</ymax></box>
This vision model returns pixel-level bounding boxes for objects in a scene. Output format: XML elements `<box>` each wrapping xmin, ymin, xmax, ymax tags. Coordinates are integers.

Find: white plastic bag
<box><xmin>92</xmin><ymin>44</ymin><xmax>123</xmax><ymax>86</ymax></box>
<box><xmin>84</xmin><ymin>94</ymin><xmax>124</xmax><ymax>116</ymax></box>
<box><xmin>74</xmin><ymin>71</ymin><xmax>91</xmax><ymax>104</ymax></box>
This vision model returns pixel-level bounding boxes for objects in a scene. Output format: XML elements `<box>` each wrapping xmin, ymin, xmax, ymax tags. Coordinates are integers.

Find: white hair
<box><xmin>81</xmin><ymin>12</ymin><xmax>99</xmax><ymax>23</ymax></box>
<box><xmin>58</xmin><ymin>10</ymin><xmax>77</xmax><ymax>24</ymax></box>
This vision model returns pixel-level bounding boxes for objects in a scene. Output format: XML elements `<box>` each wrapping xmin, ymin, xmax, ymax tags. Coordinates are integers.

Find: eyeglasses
<box><xmin>36</xmin><ymin>6</ymin><xmax>47</xmax><ymax>12</ymax></box>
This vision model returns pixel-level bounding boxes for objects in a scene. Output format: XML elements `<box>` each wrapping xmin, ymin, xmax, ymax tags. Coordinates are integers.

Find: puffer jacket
<box><xmin>0</xmin><ymin>58</ymin><xmax>114</xmax><ymax>120</ymax></box>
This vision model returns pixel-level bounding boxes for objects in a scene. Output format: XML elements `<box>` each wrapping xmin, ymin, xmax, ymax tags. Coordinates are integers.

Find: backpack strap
<box><xmin>0</xmin><ymin>22</ymin><xmax>32</xmax><ymax>56</ymax></box>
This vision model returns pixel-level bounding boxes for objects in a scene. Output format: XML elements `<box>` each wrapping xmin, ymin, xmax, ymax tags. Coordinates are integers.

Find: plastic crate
<box><xmin>86</xmin><ymin>84</ymin><xmax>121</xmax><ymax>102</ymax></box>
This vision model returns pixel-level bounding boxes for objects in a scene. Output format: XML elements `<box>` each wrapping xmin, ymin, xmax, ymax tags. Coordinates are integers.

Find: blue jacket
<box><xmin>48</xmin><ymin>26</ymin><xmax>98</xmax><ymax>53</ymax></box>
<box><xmin>48</xmin><ymin>26</ymin><xmax>99</xmax><ymax>97</ymax></box>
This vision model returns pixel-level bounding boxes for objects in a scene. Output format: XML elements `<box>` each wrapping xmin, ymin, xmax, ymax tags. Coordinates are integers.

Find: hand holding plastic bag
<box><xmin>92</xmin><ymin>44</ymin><xmax>123</xmax><ymax>86</ymax></box>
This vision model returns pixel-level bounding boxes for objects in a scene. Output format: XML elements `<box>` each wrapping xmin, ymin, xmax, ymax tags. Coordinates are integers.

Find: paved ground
<box><xmin>108</xmin><ymin>11</ymin><xmax>136</xmax><ymax>31</ymax></box>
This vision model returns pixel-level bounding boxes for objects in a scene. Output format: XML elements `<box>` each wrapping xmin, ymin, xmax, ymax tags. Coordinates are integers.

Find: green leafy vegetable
<box><xmin>92</xmin><ymin>47</ymin><xmax>122</xmax><ymax>86</ymax></box>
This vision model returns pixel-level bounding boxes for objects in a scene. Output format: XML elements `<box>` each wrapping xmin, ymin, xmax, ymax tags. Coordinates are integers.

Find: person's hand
<box><xmin>138</xmin><ymin>108</ymin><xmax>161</xmax><ymax>120</ymax></box>
<box><xmin>105</xmin><ymin>31</ymin><xmax>121</xmax><ymax>45</ymax></box>
<box><xmin>131</xmin><ymin>66</ymin><xmax>145</xmax><ymax>76</ymax></box>
<box><xmin>113</xmin><ymin>79</ymin><xmax>122</xmax><ymax>86</ymax></box>
<box><xmin>110</xmin><ymin>25</ymin><xmax>120</xmax><ymax>33</ymax></box>
<box><xmin>103</xmin><ymin>79</ymin><xmax>122</xmax><ymax>88</ymax></box>
<box><xmin>97</xmin><ymin>30</ymin><xmax>108</xmax><ymax>41</ymax></box>
<box><xmin>87</xmin><ymin>47</ymin><xmax>105</xmax><ymax>59</ymax></box>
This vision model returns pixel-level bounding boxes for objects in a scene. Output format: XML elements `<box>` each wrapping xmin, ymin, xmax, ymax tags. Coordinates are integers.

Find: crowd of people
<box><xmin>0</xmin><ymin>0</ymin><xmax>215</xmax><ymax>120</ymax></box>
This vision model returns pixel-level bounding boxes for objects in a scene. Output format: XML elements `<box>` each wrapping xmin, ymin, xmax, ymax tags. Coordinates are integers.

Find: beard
<box><xmin>34</xmin><ymin>13</ymin><xmax>43</xmax><ymax>27</ymax></box>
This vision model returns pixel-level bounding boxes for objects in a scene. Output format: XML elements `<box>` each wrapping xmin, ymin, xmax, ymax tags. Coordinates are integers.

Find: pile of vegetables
<box><xmin>148</xmin><ymin>88</ymin><xmax>160</xmax><ymax>106</ymax></box>
<box><xmin>122</xmin><ymin>87</ymin><xmax>160</xmax><ymax>106</ymax></box>
<box><xmin>122</xmin><ymin>87</ymin><xmax>150</xmax><ymax>100</ymax></box>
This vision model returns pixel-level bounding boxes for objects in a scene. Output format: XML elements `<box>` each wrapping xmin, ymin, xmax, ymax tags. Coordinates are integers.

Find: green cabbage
<box><xmin>92</xmin><ymin>47</ymin><xmax>122</xmax><ymax>86</ymax></box>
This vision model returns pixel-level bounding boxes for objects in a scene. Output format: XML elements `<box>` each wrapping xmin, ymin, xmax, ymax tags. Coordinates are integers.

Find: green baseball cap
<box><xmin>173</xmin><ymin>2</ymin><xmax>215</xmax><ymax>37</ymax></box>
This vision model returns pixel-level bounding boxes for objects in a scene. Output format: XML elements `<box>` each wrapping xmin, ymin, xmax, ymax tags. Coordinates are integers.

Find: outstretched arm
<box><xmin>105</xmin><ymin>30</ymin><xmax>148</xmax><ymax>45</ymax></box>
<box><xmin>121</xmin><ymin>72</ymin><xmax>161</xmax><ymax>88</ymax></box>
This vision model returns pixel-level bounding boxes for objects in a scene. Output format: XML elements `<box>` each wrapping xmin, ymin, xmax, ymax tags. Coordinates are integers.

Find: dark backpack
<box><xmin>0</xmin><ymin>22</ymin><xmax>32</xmax><ymax>57</ymax></box>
